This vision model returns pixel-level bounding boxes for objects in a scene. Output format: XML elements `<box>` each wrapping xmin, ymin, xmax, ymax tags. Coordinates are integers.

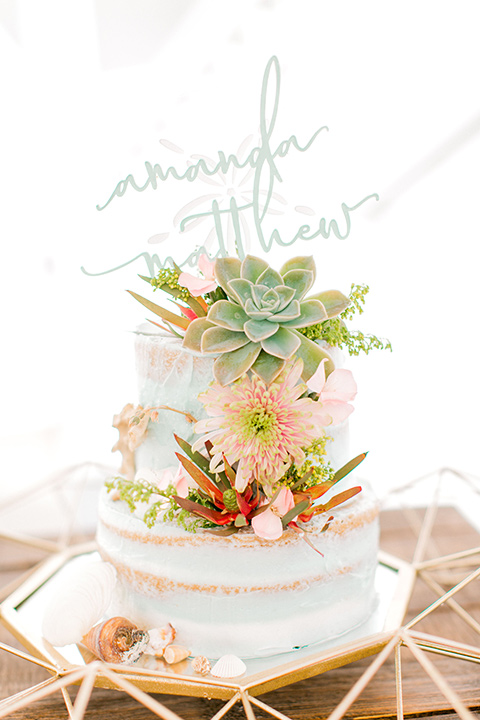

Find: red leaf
<box><xmin>173</xmin><ymin>495</ymin><xmax>235</xmax><ymax>526</ymax></box>
<box><xmin>288</xmin><ymin>522</ymin><xmax>324</xmax><ymax>556</ymax></box>
<box><xmin>311</xmin><ymin>486</ymin><xmax>362</xmax><ymax>516</ymax></box>
<box><xmin>236</xmin><ymin>490</ymin><xmax>253</xmax><ymax>517</ymax></box>
<box><xmin>175</xmin><ymin>453</ymin><xmax>224</xmax><ymax>504</ymax></box>
<box><xmin>222</xmin><ymin>455</ymin><xmax>236</xmax><ymax>488</ymax></box>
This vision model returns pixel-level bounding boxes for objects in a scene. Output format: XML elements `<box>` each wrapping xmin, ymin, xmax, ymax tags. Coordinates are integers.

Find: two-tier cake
<box><xmin>96</xmin><ymin>253</ymin><xmax>383</xmax><ymax>659</ymax></box>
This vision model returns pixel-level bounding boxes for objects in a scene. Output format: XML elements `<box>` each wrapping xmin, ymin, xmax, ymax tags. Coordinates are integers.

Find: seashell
<box><xmin>144</xmin><ymin>623</ymin><xmax>176</xmax><ymax>656</ymax></box>
<box><xmin>191</xmin><ymin>655</ymin><xmax>211</xmax><ymax>675</ymax></box>
<box><xmin>211</xmin><ymin>654</ymin><xmax>246</xmax><ymax>678</ymax></box>
<box><xmin>81</xmin><ymin>616</ymin><xmax>148</xmax><ymax>664</ymax></box>
<box><xmin>163</xmin><ymin>644</ymin><xmax>190</xmax><ymax>664</ymax></box>
<box><xmin>42</xmin><ymin>560</ymin><xmax>117</xmax><ymax>646</ymax></box>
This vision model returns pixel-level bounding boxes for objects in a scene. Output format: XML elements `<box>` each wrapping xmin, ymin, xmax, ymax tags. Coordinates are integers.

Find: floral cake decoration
<box><xmin>108</xmin><ymin>252</ymin><xmax>390</xmax><ymax>542</ymax></box>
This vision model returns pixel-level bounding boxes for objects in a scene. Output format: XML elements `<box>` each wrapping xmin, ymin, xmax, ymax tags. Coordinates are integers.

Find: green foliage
<box><xmin>342</xmin><ymin>329</ymin><xmax>392</xmax><ymax>356</ymax></box>
<box><xmin>105</xmin><ymin>477</ymin><xmax>218</xmax><ymax>532</ymax></box>
<box><xmin>205</xmin><ymin>285</ymin><xmax>228</xmax><ymax>304</ymax></box>
<box><xmin>105</xmin><ymin>476</ymin><xmax>159</xmax><ymax>512</ymax></box>
<box><xmin>163</xmin><ymin>489</ymin><xmax>218</xmax><ymax>531</ymax></box>
<box><xmin>298</xmin><ymin>283</ymin><xmax>392</xmax><ymax>356</ymax></box>
<box><xmin>341</xmin><ymin>283</ymin><xmax>369</xmax><ymax>321</ymax></box>
<box><xmin>150</xmin><ymin>268</ymin><xmax>191</xmax><ymax>301</ymax></box>
<box><xmin>280</xmin><ymin>436</ymin><xmax>335</xmax><ymax>490</ymax></box>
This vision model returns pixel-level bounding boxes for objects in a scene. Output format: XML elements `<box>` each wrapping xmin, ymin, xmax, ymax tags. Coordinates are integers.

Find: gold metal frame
<box><xmin>1</xmin><ymin>466</ymin><xmax>480</xmax><ymax>719</ymax></box>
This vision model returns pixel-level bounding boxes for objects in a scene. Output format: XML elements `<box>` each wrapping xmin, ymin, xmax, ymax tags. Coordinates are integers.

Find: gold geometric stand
<box><xmin>1</xmin><ymin>465</ymin><xmax>479</xmax><ymax>719</ymax></box>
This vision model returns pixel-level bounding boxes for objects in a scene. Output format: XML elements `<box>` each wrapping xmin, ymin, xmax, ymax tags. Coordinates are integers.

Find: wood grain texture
<box><xmin>1</xmin><ymin>508</ymin><xmax>479</xmax><ymax>719</ymax></box>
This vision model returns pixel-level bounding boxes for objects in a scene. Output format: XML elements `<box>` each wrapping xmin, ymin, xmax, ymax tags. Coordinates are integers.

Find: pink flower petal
<box><xmin>174</xmin><ymin>464</ymin><xmax>196</xmax><ymax>498</ymax></box>
<box><xmin>198</xmin><ymin>253</ymin><xmax>216</xmax><ymax>280</ymax></box>
<box><xmin>313</xmin><ymin>401</ymin><xmax>354</xmax><ymax>427</ymax></box>
<box><xmin>175</xmin><ymin>475</ymin><xmax>189</xmax><ymax>498</ymax></box>
<box><xmin>274</xmin><ymin>486</ymin><xmax>295</xmax><ymax>514</ymax></box>
<box><xmin>178</xmin><ymin>272</ymin><xmax>217</xmax><ymax>296</ymax></box>
<box><xmin>251</xmin><ymin>507</ymin><xmax>284</xmax><ymax>540</ymax></box>
<box><xmin>235</xmin><ymin>457</ymin><xmax>251</xmax><ymax>492</ymax></box>
<box><xmin>135</xmin><ymin>466</ymin><xmax>174</xmax><ymax>491</ymax></box>
<box><xmin>306</xmin><ymin>358</ymin><xmax>327</xmax><ymax>393</ymax></box>
<box><xmin>321</xmin><ymin>369</ymin><xmax>357</xmax><ymax>402</ymax></box>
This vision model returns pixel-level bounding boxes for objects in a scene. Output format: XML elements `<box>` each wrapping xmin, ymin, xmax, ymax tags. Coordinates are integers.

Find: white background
<box><xmin>1</xmin><ymin>0</ymin><xmax>480</xmax><ymax>503</ymax></box>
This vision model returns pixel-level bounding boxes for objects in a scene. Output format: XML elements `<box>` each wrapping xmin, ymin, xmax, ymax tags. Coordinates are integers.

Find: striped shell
<box><xmin>163</xmin><ymin>645</ymin><xmax>190</xmax><ymax>664</ymax></box>
<box><xmin>42</xmin><ymin>560</ymin><xmax>117</xmax><ymax>646</ymax></box>
<box><xmin>211</xmin><ymin>654</ymin><xmax>246</xmax><ymax>678</ymax></box>
<box><xmin>82</xmin><ymin>616</ymin><xmax>148</xmax><ymax>664</ymax></box>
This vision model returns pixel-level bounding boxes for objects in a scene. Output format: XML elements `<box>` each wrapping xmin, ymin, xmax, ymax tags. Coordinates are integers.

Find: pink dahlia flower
<box><xmin>193</xmin><ymin>359</ymin><xmax>324</xmax><ymax>487</ymax></box>
<box><xmin>308</xmin><ymin>359</ymin><xmax>357</xmax><ymax>426</ymax></box>
<box><xmin>251</xmin><ymin>487</ymin><xmax>295</xmax><ymax>540</ymax></box>
<box><xmin>178</xmin><ymin>253</ymin><xmax>217</xmax><ymax>296</ymax></box>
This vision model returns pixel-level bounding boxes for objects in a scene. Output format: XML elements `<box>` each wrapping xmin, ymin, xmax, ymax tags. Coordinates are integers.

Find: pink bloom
<box><xmin>308</xmin><ymin>359</ymin><xmax>357</xmax><ymax>426</ymax></box>
<box><xmin>235</xmin><ymin>458</ymin><xmax>253</xmax><ymax>493</ymax></box>
<box><xmin>133</xmin><ymin>464</ymin><xmax>195</xmax><ymax>497</ymax></box>
<box><xmin>178</xmin><ymin>254</ymin><xmax>217</xmax><ymax>296</ymax></box>
<box><xmin>173</xmin><ymin>464</ymin><xmax>197</xmax><ymax>498</ymax></box>
<box><xmin>251</xmin><ymin>487</ymin><xmax>295</xmax><ymax>540</ymax></box>
<box><xmin>193</xmin><ymin>359</ymin><xmax>323</xmax><ymax>485</ymax></box>
<box><xmin>134</xmin><ymin>466</ymin><xmax>173</xmax><ymax>491</ymax></box>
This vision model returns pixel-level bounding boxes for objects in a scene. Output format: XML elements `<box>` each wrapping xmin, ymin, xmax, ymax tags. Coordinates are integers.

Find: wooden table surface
<box><xmin>1</xmin><ymin>506</ymin><xmax>479</xmax><ymax>719</ymax></box>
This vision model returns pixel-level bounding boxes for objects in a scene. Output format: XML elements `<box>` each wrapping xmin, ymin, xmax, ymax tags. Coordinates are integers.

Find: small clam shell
<box><xmin>82</xmin><ymin>616</ymin><xmax>148</xmax><ymax>664</ymax></box>
<box><xmin>163</xmin><ymin>645</ymin><xmax>190</xmax><ymax>664</ymax></box>
<box><xmin>42</xmin><ymin>560</ymin><xmax>117</xmax><ymax>646</ymax></box>
<box><xmin>211</xmin><ymin>654</ymin><xmax>246</xmax><ymax>678</ymax></box>
<box><xmin>191</xmin><ymin>655</ymin><xmax>211</xmax><ymax>675</ymax></box>
<box><xmin>145</xmin><ymin>623</ymin><xmax>176</xmax><ymax>656</ymax></box>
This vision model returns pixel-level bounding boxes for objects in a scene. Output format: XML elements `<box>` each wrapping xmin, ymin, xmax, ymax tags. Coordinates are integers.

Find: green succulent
<box><xmin>183</xmin><ymin>254</ymin><xmax>350</xmax><ymax>386</ymax></box>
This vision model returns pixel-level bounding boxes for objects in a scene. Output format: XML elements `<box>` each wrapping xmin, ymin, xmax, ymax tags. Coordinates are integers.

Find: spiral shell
<box><xmin>144</xmin><ymin>623</ymin><xmax>176</xmax><ymax>656</ymax></box>
<box><xmin>211</xmin><ymin>654</ymin><xmax>246</xmax><ymax>678</ymax></box>
<box><xmin>81</xmin><ymin>616</ymin><xmax>148</xmax><ymax>664</ymax></box>
<box><xmin>42</xmin><ymin>560</ymin><xmax>117</xmax><ymax>646</ymax></box>
<box><xmin>163</xmin><ymin>645</ymin><xmax>190</xmax><ymax>664</ymax></box>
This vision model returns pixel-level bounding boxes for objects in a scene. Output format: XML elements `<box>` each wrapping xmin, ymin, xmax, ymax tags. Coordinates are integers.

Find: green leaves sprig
<box><xmin>298</xmin><ymin>284</ymin><xmax>392</xmax><ymax>355</ymax></box>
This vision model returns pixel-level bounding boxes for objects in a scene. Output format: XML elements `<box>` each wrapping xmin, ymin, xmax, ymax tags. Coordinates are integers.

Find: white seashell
<box><xmin>42</xmin><ymin>560</ymin><xmax>117</xmax><ymax>646</ymax></box>
<box><xmin>144</xmin><ymin>623</ymin><xmax>176</xmax><ymax>656</ymax></box>
<box><xmin>211</xmin><ymin>654</ymin><xmax>246</xmax><ymax>678</ymax></box>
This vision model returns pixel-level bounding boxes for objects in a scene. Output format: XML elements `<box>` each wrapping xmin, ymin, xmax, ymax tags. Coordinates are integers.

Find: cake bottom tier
<box><xmin>97</xmin><ymin>488</ymin><xmax>379</xmax><ymax>659</ymax></box>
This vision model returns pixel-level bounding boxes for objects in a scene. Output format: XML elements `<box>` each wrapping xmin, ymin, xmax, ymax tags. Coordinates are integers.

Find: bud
<box><xmin>222</xmin><ymin>488</ymin><xmax>238</xmax><ymax>511</ymax></box>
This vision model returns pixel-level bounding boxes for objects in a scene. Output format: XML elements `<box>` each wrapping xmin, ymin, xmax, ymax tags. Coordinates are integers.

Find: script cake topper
<box><xmin>82</xmin><ymin>56</ymin><xmax>378</xmax><ymax>277</ymax></box>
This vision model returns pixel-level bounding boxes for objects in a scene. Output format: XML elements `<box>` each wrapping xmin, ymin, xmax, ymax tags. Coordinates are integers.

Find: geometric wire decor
<box><xmin>0</xmin><ymin>465</ymin><xmax>479</xmax><ymax>719</ymax></box>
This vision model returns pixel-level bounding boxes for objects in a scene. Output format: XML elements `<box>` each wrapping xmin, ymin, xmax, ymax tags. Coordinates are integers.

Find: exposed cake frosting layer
<box><xmin>134</xmin><ymin>326</ymin><xmax>214</xmax><ymax>471</ymax></box>
<box><xmin>97</xmin><ymin>487</ymin><xmax>379</xmax><ymax>658</ymax></box>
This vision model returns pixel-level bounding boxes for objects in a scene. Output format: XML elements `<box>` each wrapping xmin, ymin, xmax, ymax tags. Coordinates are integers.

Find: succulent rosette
<box><xmin>183</xmin><ymin>254</ymin><xmax>350</xmax><ymax>386</ymax></box>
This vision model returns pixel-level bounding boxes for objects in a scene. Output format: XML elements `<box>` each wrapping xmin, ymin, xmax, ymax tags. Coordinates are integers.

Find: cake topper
<box><xmin>82</xmin><ymin>56</ymin><xmax>378</xmax><ymax>277</ymax></box>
